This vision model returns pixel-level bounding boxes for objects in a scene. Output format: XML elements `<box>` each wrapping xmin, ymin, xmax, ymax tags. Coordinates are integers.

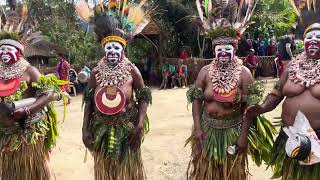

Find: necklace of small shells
<box><xmin>208</xmin><ymin>58</ymin><xmax>242</xmax><ymax>94</ymax></box>
<box><xmin>95</xmin><ymin>57</ymin><xmax>133</xmax><ymax>87</ymax></box>
<box><xmin>289</xmin><ymin>53</ymin><xmax>320</xmax><ymax>88</ymax></box>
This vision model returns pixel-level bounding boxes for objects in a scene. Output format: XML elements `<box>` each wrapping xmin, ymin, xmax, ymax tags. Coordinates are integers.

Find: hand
<box><xmin>128</xmin><ymin>125</ymin><xmax>144</xmax><ymax>150</ymax></box>
<box><xmin>12</xmin><ymin>108</ymin><xmax>27</xmax><ymax>121</ymax></box>
<box><xmin>243</xmin><ymin>105</ymin><xmax>263</xmax><ymax>120</ymax></box>
<box><xmin>236</xmin><ymin>135</ymin><xmax>248</xmax><ymax>154</ymax></box>
<box><xmin>82</xmin><ymin>128</ymin><xmax>94</xmax><ymax>151</ymax></box>
<box><xmin>194</xmin><ymin>129</ymin><xmax>206</xmax><ymax>151</ymax></box>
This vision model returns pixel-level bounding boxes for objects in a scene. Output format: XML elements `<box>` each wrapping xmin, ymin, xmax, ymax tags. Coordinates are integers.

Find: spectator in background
<box><xmin>177</xmin><ymin>59</ymin><xmax>188</xmax><ymax>88</ymax></box>
<box><xmin>160</xmin><ymin>60</ymin><xmax>176</xmax><ymax>89</ymax></box>
<box><xmin>141</xmin><ymin>54</ymin><xmax>153</xmax><ymax>83</ymax></box>
<box><xmin>56</xmin><ymin>54</ymin><xmax>71</xmax><ymax>104</ymax></box>
<box><xmin>179</xmin><ymin>48</ymin><xmax>189</xmax><ymax>60</ymax></box>
<box><xmin>257</xmin><ymin>35</ymin><xmax>267</xmax><ymax>56</ymax></box>
<box><xmin>277</xmin><ymin>30</ymin><xmax>295</xmax><ymax>69</ymax></box>
<box><xmin>237</xmin><ymin>35</ymin><xmax>251</xmax><ymax>57</ymax></box>
<box><xmin>78</xmin><ymin>65</ymin><xmax>91</xmax><ymax>93</ymax></box>
<box><xmin>267</xmin><ymin>38</ymin><xmax>277</xmax><ymax>56</ymax></box>
<box><xmin>245</xmin><ymin>49</ymin><xmax>260</xmax><ymax>77</ymax></box>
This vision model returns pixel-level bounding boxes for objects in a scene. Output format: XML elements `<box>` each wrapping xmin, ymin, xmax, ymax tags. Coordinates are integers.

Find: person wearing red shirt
<box><xmin>245</xmin><ymin>49</ymin><xmax>259</xmax><ymax>77</ymax></box>
<box><xmin>179</xmin><ymin>49</ymin><xmax>189</xmax><ymax>60</ymax></box>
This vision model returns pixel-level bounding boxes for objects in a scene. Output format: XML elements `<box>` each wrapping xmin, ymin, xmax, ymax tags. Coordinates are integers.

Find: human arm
<box><xmin>188</xmin><ymin>67</ymin><xmax>206</xmax><ymax>150</ymax></box>
<box><xmin>129</xmin><ymin>65</ymin><xmax>151</xmax><ymax>149</ymax></box>
<box><xmin>81</xmin><ymin>70</ymin><xmax>97</xmax><ymax>150</ymax></box>
<box><xmin>243</xmin><ymin>63</ymin><xmax>289</xmax><ymax>123</ymax></box>
<box><xmin>12</xmin><ymin>66</ymin><xmax>61</xmax><ymax>121</ymax></box>
<box><xmin>236</xmin><ymin>66</ymin><xmax>254</xmax><ymax>153</ymax></box>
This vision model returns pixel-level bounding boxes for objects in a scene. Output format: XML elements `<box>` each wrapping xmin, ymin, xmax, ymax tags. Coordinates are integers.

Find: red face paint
<box><xmin>305</xmin><ymin>40</ymin><xmax>320</xmax><ymax>59</ymax></box>
<box><xmin>0</xmin><ymin>49</ymin><xmax>21</xmax><ymax>65</ymax></box>
<box><xmin>216</xmin><ymin>51</ymin><xmax>233</xmax><ymax>63</ymax></box>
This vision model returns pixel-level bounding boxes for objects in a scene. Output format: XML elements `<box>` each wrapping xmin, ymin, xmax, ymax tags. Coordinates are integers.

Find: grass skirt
<box><xmin>186</xmin><ymin>124</ymin><xmax>247</xmax><ymax>180</ymax></box>
<box><xmin>93</xmin><ymin>149</ymin><xmax>145</xmax><ymax>180</ymax></box>
<box><xmin>91</xmin><ymin>106</ymin><xmax>148</xmax><ymax>180</ymax></box>
<box><xmin>0</xmin><ymin>138</ymin><xmax>50</xmax><ymax>180</ymax></box>
<box><xmin>269</xmin><ymin>129</ymin><xmax>320</xmax><ymax>180</ymax></box>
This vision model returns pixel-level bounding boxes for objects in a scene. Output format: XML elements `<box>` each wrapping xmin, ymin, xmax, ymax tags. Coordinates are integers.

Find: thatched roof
<box><xmin>25</xmin><ymin>40</ymin><xmax>67</xmax><ymax>58</ymax></box>
<box><xmin>141</xmin><ymin>18</ymin><xmax>161</xmax><ymax>35</ymax></box>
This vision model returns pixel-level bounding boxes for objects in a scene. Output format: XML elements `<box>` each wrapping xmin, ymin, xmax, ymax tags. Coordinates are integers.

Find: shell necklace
<box><xmin>0</xmin><ymin>58</ymin><xmax>30</xmax><ymax>80</ymax></box>
<box><xmin>289</xmin><ymin>53</ymin><xmax>320</xmax><ymax>88</ymax></box>
<box><xmin>95</xmin><ymin>57</ymin><xmax>133</xmax><ymax>87</ymax></box>
<box><xmin>208</xmin><ymin>58</ymin><xmax>242</xmax><ymax>94</ymax></box>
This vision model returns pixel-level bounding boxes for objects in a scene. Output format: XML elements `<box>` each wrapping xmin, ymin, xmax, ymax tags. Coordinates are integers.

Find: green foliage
<box><xmin>24</xmin><ymin>0</ymin><xmax>104</xmax><ymax>64</ymax></box>
<box><xmin>152</xmin><ymin>0</ymin><xmax>198</xmax><ymax>57</ymax></box>
<box><xmin>127</xmin><ymin>38</ymin><xmax>154</xmax><ymax>64</ymax></box>
<box><xmin>247</xmin><ymin>0</ymin><xmax>297</xmax><ymax>37</ymax></box>
<box><xmin>0</xmin><ymin>32</ymin><xmax>20</xmax><ymax>41</ymax></box>
<box><xmin>206</xmin><ymin>27</ymin><xmax>238</xmax><ymax>40</ymax></box>
<box><xmin>247</xmin><ymin>80</ymin><xmax>266</xmax><ymax>105</ymax></box>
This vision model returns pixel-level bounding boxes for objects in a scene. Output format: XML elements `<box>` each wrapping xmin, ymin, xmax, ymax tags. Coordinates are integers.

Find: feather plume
<box><xmin>74</xmin><ymin>0</ymin><xmax>151</xmax><ymax>44</ymax></box>
<box><xmin>196</xmin><ymin>0</ymin><xmax>257</xmax><ymax>37</ymax></box>
<box><xmin>132</xmin><ymin>16</ymin><xmax>150</xmax><ymax>36</ymax></box>
<box><xmin>75</xmin><ymin>0</ymin><xmax>94</xmax><ymax>22</ymax></box>
<box><xmin>127</xmin><ymin>6</ymin><xmax>145</xmax><ymax>26</ymax></box>
<box><xmin>121</xmin><ymin>0</ymin><xmax>127</xmax><ymax>17</ymax></box>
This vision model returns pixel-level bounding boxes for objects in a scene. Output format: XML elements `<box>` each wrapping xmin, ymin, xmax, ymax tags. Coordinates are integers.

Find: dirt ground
<box><xmin>50</xmin><ymin>78</ymin><xmax>282</xmax><ymax>180</ymax></box>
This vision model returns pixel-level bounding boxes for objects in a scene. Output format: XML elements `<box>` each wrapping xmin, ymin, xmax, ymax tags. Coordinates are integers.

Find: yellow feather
<box><xmin>127</xmin><ymin>6</ymin><xmax>145</xmax><ymax>25</ymax></box>
<box><xmin>138</xmin><ymin>0</ymin><xmax>147</xmax><ymax>8</ymax></box>
<box><xmin>289</xmin><ymin>0</ymin><xmax>301</xmax><ymax>16</ymax></box>
<box><xmin>118</xmin><ymin>0</ymin><xmax>122</xmax><ymax>15</ymax></box>
<box><xmin>75</xmin><ymin>0</ymin><xmax>93</xmax><ymax>22</ymax></box>
<box><xmin>122</xmin><ymin>0</ymin><xmax>127</xmax><ymax>17</ymax></box>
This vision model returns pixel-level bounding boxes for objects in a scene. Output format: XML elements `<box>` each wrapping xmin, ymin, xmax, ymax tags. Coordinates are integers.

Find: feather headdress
<box><xmin>290</xmin><ymin>0</ymin><xmax>320</xmax><ymax>36</ymax></box>
<box><xmin>74</xmin><ymin>0</ymin><xmax>151</xmax><ymax>47</ymax></box>
<box><xmin>0</xmin><ymin>2</ymin><xmax>43</xmax><ymax>53</ymax></box>
<box><xmin>195</xmin><ymin>0</ymin><xmax>257</xmax><ymax>45</ymax></box>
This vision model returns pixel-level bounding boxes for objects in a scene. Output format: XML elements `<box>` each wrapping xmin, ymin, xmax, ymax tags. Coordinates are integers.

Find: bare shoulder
<box><xmin>241</xmin><ymin>65</ymin><xmax>252</xmax><ymax>76</ymax></box>
<box><xmin>26</xmin><ymin>65</ymin><xmax>41</xmax><ymax>82</ymax></box>
<box><xmin>241</xmin><ymin>65</ymin><xmax>254</xmax><ymax>85</ymax></box>
<box><xmin>130</xmin><ymin>63</ymin><xmax>143</xmax><ymax>82</ymax></box>
<box><xmin>198</xmin><ymin>64</ymin><xmax>210</xmax><ymax>76</ymax></box>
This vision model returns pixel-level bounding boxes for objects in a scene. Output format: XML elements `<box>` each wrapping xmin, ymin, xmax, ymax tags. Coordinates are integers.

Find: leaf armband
<box><xmin>186</xmin><ymin>85</ymin><xmax>204</xmax><ymax>104</ymax></box>
<box><xmin>135</xmin><ymin>86</ymin><xmax>152</xmax><ymax>105</ymax></box>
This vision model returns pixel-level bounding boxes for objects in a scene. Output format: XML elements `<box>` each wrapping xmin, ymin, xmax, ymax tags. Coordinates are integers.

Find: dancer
<box><xmin>244</xmin><ymin>1</ymin><xmax>320</xmax><ymax>179</ymax></box>
<box><xmin>0</xmin><ymin>4</ymin><xmax>66</xmax><ymax>180</ymax></box>
<box><xmin>76</xmin><ymin>1</ymin><xmax>152</xmax><ymax>179</ymax></box>
<box><xmin>186</xmin><ymin>0</ymin><xmax>275</xmax><ymax>179</ymax></box>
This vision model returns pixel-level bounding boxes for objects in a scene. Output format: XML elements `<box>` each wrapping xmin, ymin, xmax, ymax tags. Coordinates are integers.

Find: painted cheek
<box><xmin>0</xmin><ymin>51</ymin><xmax>20</xmax><ymax>64</ymax></box>
<box><xmin>305</xmin><ymin>41</ymin><xmax>320</xmax><ymax>57</ymax></box>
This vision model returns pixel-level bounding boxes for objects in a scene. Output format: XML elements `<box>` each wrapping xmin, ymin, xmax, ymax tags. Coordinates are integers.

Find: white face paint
<box><xmin>214</xmin><ymin>44</ymin><xmax>234</xmax><ymax>64</ymax></box>
<box><xmin>0</xmin><ymin>45</ymin><xmax>19</xmax><ymax>64</ymax></box>
<box><xmin>104</xmin><ymin>41</ymin><xmax>124</xmax><ymax>65</ymax></box>
<box><xmin>304</xmin><ymin>30</ymin><xmax>320</xmax><ymax>58</ymax></box>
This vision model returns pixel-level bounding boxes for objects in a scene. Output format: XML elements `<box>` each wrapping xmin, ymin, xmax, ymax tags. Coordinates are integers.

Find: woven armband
<box><xmin>135</xmin><ymin>86</ymin><xmax>152</xmax><ymax>105</ymax></box>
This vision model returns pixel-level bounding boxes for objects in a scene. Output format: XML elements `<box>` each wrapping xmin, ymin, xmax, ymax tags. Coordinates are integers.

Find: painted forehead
<box><xmin>0</xmin><ymin>44</ymin><xmax>17</xmax><ymax>48</ymax></box>
<box><xmin>104</xmin><ymin>41</ymin><xmax>123</xmax><ymax>47</ymax></box>
<box><xmin>215</xmin><ymin>44</ymin><xmax>234</xmax><ymax>49</ymax></box>
<box><xmin>305</xmin><ymin>30</ymin><xmax>320</xmax><ymax>38</ymax></box>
